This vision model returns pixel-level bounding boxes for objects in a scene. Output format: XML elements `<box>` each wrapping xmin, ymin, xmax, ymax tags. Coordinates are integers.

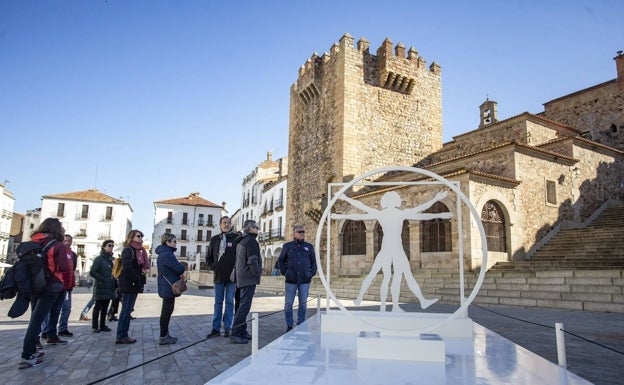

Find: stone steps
<box><xmin>256</xmin><ymin>268</ymin><xmax>624</xmax><ymax>313</ymax></box>
<box><xmin>492</xmin><ymin>202</ymin><xmax>624</xmax><ymax>271</ymax></box>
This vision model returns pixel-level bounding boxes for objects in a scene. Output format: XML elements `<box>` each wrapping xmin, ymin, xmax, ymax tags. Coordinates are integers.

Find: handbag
<box><xmin>162</xmin><ymin>275</ymin><xmax>187</xmax><ymax>297</ymax></box>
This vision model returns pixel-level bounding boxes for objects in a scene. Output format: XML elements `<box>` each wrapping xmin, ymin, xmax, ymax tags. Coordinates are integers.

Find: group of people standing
<box><xmin>88</xmin><ymin>229</ymin><xmax>150</xmax><ymax>344</ymax></box>
<box><xmin>81</xmin><ymin>229</ymin><xmax>184</xmax><ymax>346</ymax></box>
<box><xmin>206</xmin><ymin>216</ymin><xmax>317</xmax><ymax>344</ymax></box>
<box><xmin>18</xmin><ymin>223</ymin><xmax>151</xmax><ymax>369</ymax></box>
<box><xmin>17</xmin><ymin>215</ymin><xmax>316</xmax><ymax>369</ymax></box>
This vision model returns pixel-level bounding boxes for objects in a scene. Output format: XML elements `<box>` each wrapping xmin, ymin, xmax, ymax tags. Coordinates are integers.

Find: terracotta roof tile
<box><xmin>42</xmin><ymin>189</ymin><xmax>126</xmax><ymax>204</ymax></box>
<box><xmin>154</xmin><ymin>192</ymin><xmax>222</xmax><ymax>208</ymax></box>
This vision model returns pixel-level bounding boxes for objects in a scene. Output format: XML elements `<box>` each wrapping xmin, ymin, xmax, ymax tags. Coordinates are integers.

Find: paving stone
<box><xmin>0</xmin><ymin>279</ymin><xmax>622</xmax><ymax>385</ymax></box>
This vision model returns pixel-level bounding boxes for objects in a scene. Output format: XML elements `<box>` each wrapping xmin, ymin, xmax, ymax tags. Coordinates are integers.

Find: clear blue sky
<box><xmin>1</xmin><ymin>0</ymin><xmax>622</xmax><ymax>238</ymax></box>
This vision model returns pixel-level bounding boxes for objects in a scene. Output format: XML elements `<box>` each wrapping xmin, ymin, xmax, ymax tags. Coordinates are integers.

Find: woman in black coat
<box><xmin>115</xmin><ymin>229</ymin><xmax>146</xmax><ymax>344</ymax></box>
<box><xmin>89</xmin><ymin>240</ymin><xmax>116</xmax><ymax>333</ymax></box>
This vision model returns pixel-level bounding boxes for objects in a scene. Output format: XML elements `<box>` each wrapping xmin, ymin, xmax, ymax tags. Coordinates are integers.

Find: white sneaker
<box><xmin>19</xmin><ymin>357</ymin><xmax>44</xmax><ymax>369</ymax></box>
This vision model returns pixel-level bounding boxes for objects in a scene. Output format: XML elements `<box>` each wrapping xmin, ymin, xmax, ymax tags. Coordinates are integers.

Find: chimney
<box><xmin>615</xmin><ymin>50</ymin><xmax>624</xmax><ymax>91</ymax></box>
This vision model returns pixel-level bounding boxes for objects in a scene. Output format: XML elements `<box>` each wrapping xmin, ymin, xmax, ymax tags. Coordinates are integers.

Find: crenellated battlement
<box><xmin>293</xmin><ymin>33</ymin><xmax>440</xmax><ymax>99</ymax></box>
<box><xmin>287</xmin><ymin>33</ymin><xmax>443</xmax><ymax>234</ymax></box>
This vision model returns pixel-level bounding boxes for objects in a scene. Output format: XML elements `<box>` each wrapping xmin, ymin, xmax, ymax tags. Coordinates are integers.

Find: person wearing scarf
<box><xmin>115</xmin><ymin>229</ymin><xmax>145</xmax><ymax>344</ymax></box>
<box><xmin>206</xmin><ymin>216</ymin><xmax>240</xmax><ymax>338</ymax></box>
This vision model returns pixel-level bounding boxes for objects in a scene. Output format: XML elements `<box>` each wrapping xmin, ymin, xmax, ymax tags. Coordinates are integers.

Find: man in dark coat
<box><xmin>278</xmin><ymin>225</ymin><xmax>317</xmax><ymax>332</ymax></box>
<box><xmin>206</xmin><ymin>216</ymin><xmax>239</xmax><ymax>338</ymax></box>
<box><xmin>229</xmin><ymin>220</ymin><xmax>261</xmax><ymax>344</ymax></box>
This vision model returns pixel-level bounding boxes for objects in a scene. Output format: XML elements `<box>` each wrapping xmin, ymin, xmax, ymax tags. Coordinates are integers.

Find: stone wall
<box><xmin>542</xmin><ymin>81</ymin><xmax>624</xmax><ymax>151</ymax></box>
<box><xmin>287</xmin><ymin>34</ymin><xmax>443</xmax><ymax>241</ymax></box>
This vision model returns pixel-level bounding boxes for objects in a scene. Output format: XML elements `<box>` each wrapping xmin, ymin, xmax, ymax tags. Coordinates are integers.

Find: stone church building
<box><xmin>286</xmin><ymin>33</ymin><xmax>623</xmax><ymax>275</ymax></box>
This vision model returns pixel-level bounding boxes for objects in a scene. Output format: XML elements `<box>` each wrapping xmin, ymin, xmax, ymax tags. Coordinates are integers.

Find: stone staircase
<box><xmin>255</xmin><ymin>203</ymin><xmax>624</xmax><ymax>313</ymax></box>
<box><xmin>257</xmin><ymin>268</ymin><xmax>624</xmax><ymax>313</ymax></box>
<box><xmin>492</xmin><ymin>201</ymin><xmax>624</xmax><ymax>271</ymax></box>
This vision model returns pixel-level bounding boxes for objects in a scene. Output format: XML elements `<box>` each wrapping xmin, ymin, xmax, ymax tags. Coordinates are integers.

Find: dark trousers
<box><xmin>231</xmin><ymin>285</ymin><xmax>255</xmax><ymax>338</ymax></box>
<box><xmin>92</xmin><ymin>299</ymin><xmax>111</xmax><ymax>329</ymax></box>
<box><xmin>22</xmin><ymin>292</ymin><xmax>57</xmax><ymax>359</ymax></box>
<box><xmin>234</xmin><ymin>287</ymin><xmax>241</xmax><ymax>312</ymax></box>
<box><xmin>43</xmin><ymin>291</ymin><xmax>66</xmax><ymax>337</ymax></box>
<box><xmin>108</xmin><ymin>290</ymin><xmax>121</xmax><ymax>315</ymax></box>
<box><xmin>159</xmin><ymin>297</ymin><xmax>175</xmax><ymax>337</ymax></box>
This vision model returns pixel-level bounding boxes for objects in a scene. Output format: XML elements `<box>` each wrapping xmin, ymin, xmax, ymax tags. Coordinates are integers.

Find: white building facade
<box><xmin>239</xmin><ymin>152</ymin><xmax>288</xmax><ymax>272</ymax></box>
<box><xmin>0</xmin><ymin>183</ymin><xmax>15</xmax><ymax>264</ymax></box>
<box><xmin>40</xmin><ymin>189</ymin><xmax>132</xmax><ymax>276</ymax></box>
<box><xmin>152</xmin><ymin>192</ymin><xmax>225</xmax><ymax>273</ymax></box>
<box><xmin>258</xmin><ymin>177</ymin><xmax>287</xmax><ymax>274</ymax></box>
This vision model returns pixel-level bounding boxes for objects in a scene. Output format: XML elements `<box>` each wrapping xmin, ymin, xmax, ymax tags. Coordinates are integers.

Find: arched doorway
<box><xmin>481</xmin><ymin>201</ymin><xmax>507</xmax><ymax>252</ymax></box>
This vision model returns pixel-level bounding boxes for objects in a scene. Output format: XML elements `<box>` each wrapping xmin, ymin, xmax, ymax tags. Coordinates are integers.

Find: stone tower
<box><xmin>287</xmin><ymin>33</ymin><xmax>443</xmax><ymax>233</ymax></box>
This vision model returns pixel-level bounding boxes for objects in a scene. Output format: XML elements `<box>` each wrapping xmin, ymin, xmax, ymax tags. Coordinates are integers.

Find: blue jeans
<box><xmin>212</xmin><ymin>282</ymin><xmax>236</xmax><ymax>331</ymax></box>
<box><xmin>231</xmin><ymin>285</ymin><xmax>256</xmax><ymax>338</ymax></box>
<box><xmin>81</xmin><ymin>296</ymin><xmax>94</xmax><ymax>316</ymax></box>
<box><xmin>116</xmin><ymin>292</ymin><xmax>138</xmax><ymax>340</ymax></box>
<box><xmin>284</xmin><ymin>283</ymin><xmax>310</xmax><ymax>327</ymax></box>
<box><xmin>58</xmin><ymin>291</ymin><xmax>72</xmax><ymax>332</ymax></box>
<box><xmin>42</xmin><ymin>291</ymin><xmax>66</xmax><ymax>337</ymax></box>
<box><xmin>22</xmin><ymin>292</ymin><xmax>57</xmax><ymax>359</ymax></box>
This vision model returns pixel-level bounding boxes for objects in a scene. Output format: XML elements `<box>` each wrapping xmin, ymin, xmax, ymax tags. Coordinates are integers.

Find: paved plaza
<box><xmin>0</xmin><ymin>279</ymin><xmax>622</xmax><ymax>385</ymax></box>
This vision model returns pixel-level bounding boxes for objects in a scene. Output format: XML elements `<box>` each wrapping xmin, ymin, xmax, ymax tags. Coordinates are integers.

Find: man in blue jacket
<box><xmin>278</xmin><ymin>225</ymin><xmax>317</xmax><ymax>332</ymax></box>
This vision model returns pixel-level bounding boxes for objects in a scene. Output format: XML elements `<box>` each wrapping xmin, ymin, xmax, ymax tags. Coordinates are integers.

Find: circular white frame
<box><xmin>314</xmin><ymin>166</ymin><xmax>488</xmax><ymax>332</ymax></box>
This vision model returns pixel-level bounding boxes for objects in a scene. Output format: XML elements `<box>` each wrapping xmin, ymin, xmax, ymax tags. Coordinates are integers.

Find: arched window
<box><xmin>481</xmin><ymin>201</ymin><xmax>507</xmax><ymax>252</ymax></box>
<box><xmin>342</xmin><ymin>220</ymin><xmax>366</xmax><ymax>255</ymax></box>
<box><xmin>421</xmin><ymin>202</ymin><xmax>452</xmax><ymax>252</ymax></box>
<box><xmin>373</xmin><ymin>221</ymin><xmax>411</xmax><ymax>259</ymax></box>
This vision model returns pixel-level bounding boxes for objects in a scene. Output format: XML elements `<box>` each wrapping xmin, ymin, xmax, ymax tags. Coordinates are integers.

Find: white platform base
<box><xmin>207</xmin><ymin>312</ymin><xmax>594</xmax><ymax>385</ymax></box>
<box><xmin>357</xmin><ymin>332</ymin><xmax>446</xmax><ymax>362</ymax></box>
<box><xmin>321</xmin><ymin>310</ymin><xmax>473</xmax><ymax>339</ymax></box>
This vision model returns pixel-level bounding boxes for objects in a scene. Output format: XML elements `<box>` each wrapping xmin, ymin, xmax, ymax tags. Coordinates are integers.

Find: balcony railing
<box><xmin>274</xmin><ymin>197</ymin><xmax>284</xmax><ymax>209</ymax></box>
<box><xmin>100</xmin><ymin>214</ymin><xmax>114</xmax><ymax>221</ymax></box>
<box><xmin>74</xmin><ymin>232</ymin><xmax>87</xmax><ymax>238</ymax></box>
<box><xmin>259</xmin><ymin>228</ymin><xmax>284</xmax><ymax>243</ymax></box>
<box><xmin>98</xmin><ymin>233</ymin><xmax>111</xmax><ymax>240</ymax></box>
<box><xmin>75</xmin><ymin>214</ymin><xmax>89</xmax><ymax>220</ymax></box>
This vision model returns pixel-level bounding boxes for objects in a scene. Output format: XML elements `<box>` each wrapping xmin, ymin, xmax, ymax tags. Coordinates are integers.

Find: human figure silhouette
<box><xmin>331</xmin><ymin>190</ymin><xmax>452</xmax><ymax>311</ymax></box>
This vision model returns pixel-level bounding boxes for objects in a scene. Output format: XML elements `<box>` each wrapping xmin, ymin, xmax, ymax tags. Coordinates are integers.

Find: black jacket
<box><xmin>231</xmin><ymin>232</ymin><xmax>261</xmax><ymax>288</ymax></box>
<box><xmin>278</xmin><ymin>240</ymin><xmax>317</xmax><ymax>284</ymax></box>
<box><xmin>90</xmin><ymin>251</ymin><xmax>116</xmax><ymax>300</ymax></box>
<box><xmin>117</xmin><ymin>247</ymin><xmax>144</xmax><ymax>293</ymax></box>
<box><xmin>206</xmin><ymin>231</ymin><xmax>239</xmax><ymax>283</ymax></box>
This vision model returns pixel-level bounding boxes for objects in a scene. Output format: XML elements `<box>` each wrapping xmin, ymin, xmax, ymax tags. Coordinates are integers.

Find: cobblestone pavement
<box><xmin>0</xmin><ymin>280</ymin><xmax>622</xmax><ymax>385</ymax></box>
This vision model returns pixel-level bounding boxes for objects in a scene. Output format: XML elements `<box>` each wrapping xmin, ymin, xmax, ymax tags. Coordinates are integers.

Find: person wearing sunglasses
<box><xmin>115</xmin><ymin>229</ymin><xmax>146</xmax><ymax>344</ymax></box>
<box><xmin>278</xmin><ymin>225</ymin><xmax>317</xmax><ymax>332</ymax></box>
<box><xmin>89</xmin><ymin>240</ymin><xmax>116</xmax><ymax>333</ymax></box>
<box><xmin>229</xmin><ymin>220</ymin><xmax>261</xmax><ymax>344</ymax></box>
